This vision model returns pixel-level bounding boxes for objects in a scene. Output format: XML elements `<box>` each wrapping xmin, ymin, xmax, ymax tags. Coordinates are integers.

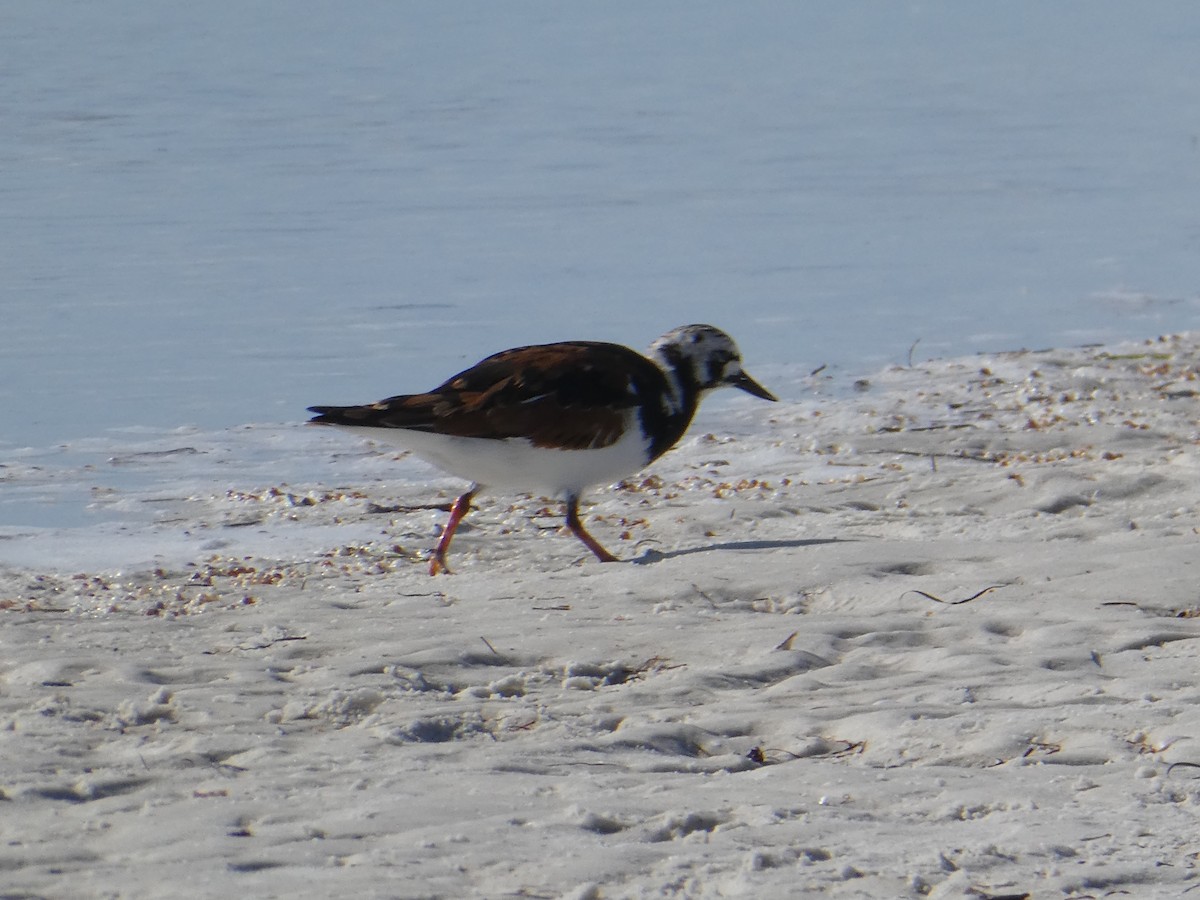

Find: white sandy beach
<box><xmin>2</xmin><ymin>334</ymin><xmax>1199</xmax><ymax>898</ymax></box>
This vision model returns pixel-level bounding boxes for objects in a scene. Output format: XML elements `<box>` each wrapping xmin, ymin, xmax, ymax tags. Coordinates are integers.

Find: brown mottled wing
<box><xmin>308</xmin><ymin>341</ymin><xmax>665</xmax><ymax>451</ymax></box>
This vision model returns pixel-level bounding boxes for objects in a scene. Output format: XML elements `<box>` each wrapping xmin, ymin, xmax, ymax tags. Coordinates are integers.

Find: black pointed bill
<box><xmin>728</xmin><ymin>370</ymin><xmax>777</xmax><ymax>402</ymax></box>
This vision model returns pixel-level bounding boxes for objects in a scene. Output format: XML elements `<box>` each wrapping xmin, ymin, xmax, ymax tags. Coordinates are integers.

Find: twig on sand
<box><xmin>1</xmin><ymin>603</ymin><xmax>70</xmax><ymax>613</ymax></box>
<box><xmin>884</xmin><ymin>448</ymin><xmax>995</xmax><ymax>463</ymax></box>
<box><xmin>746</xmin><ymin>740</ymin><xmax>865</xmax><ymax>765</ymax></box>
<box><xmin>367</xmin><ymin>501</ymin><xmax>452</xmax><ymax>514</ymax></box>
<box><xmin>904</xmin><ymin>585</ymin><xmax>1005</xmax><ymax>606</ymax></box>
<box><xmin>239</xmin><ymin>634</ymin><xmax>307</xmax><ymax>651</ymax></box>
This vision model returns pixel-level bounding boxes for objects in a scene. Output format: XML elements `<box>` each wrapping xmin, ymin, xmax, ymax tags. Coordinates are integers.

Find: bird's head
<box><xmin>649</xmin><ymin>324</ymin><xmax>777</xmax><ymax>402</ymax></box>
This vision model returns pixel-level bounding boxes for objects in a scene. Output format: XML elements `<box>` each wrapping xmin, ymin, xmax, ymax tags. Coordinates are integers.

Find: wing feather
<box><xmin>308</xmin><ymin>342</ymin><xmax>665</xmax><ymax>451</ymax></box>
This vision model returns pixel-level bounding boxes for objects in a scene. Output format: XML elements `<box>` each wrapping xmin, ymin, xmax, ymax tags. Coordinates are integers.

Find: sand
<box><xmin>2</xmin><ymin>334</ymin><xmax>1199</xmax><ymax>898</ymax></box>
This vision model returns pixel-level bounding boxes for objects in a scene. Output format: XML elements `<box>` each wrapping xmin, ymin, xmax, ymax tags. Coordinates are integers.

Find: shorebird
<box><xmin>309</xmin><ymin>324</ymin><xmax>776</xmax><ymax>573</ymax></box>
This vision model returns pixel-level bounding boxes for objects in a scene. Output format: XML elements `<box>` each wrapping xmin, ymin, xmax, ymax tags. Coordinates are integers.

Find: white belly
<box><xmin>328</xmin><ymin>423</ymin><xmax>652</xmax><ymax>497</ymax></box>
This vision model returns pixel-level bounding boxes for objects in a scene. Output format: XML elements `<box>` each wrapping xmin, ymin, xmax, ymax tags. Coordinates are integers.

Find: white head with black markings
<box><xmin>648</xmin><ymin>324</ymin><xmax>777</xmax><ymax>402</ymax></box>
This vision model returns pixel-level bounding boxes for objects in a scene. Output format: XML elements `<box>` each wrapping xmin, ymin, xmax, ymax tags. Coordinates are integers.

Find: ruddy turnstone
<box><xmin>309</xmin><ymin>324</ymin><xmax>776</xmax><ymax>574</ymax></box>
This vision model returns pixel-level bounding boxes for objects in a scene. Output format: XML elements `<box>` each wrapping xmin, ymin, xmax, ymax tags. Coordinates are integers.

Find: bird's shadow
<box><xmin>631</xmin><ymin>537</ymin><xmax>849</xmax><ymax>565</ymax></box>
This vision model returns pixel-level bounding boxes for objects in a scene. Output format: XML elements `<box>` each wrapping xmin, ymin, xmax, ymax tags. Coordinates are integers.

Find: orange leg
<box><xmin>430</xmin><ymin>487</ymin><xmax>477</xmax><ymax>575</ymax></box>
<box><xmin>565</xmin><ymin>494</ymin><xmax>618</xmax><ymax>563</ymax></box>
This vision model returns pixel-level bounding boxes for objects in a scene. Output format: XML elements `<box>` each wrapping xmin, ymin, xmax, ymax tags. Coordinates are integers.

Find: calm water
<box><xmin>3</xmin><ymin>2</ymin><xmax>1199</xmax><ymax>456</ymax></box>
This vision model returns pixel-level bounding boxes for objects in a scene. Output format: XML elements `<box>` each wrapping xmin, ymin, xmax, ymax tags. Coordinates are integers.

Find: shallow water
<box><xmin>3</xmin><ymin>3</ymin><xmax>1199</xmax><ymax>525</ymax></box>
